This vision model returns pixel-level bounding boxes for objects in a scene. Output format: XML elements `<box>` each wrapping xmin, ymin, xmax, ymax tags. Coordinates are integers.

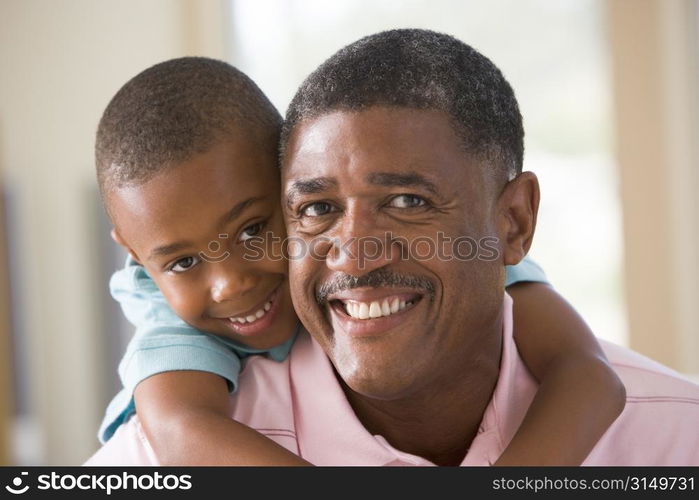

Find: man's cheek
<box><xmin>288</xmin><ymin>258</ymin><xmax>310</xmax><ymax>292</ymax></box>
<box><xmin>290</xmin><ymin>261</ymin><xmax>320</xmax><ymax>318</ymax></box>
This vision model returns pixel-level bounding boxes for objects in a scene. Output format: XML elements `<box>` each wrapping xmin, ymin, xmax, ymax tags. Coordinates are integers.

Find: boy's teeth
<box><xmin>343</xmin><ymin>297</ymin><xmax>415</xmax><ymax>320</ymax></box>
<box><xmin>231</xmin><ymin>301</ymin><xmax>273</xmax><ymax>325</ymax></box>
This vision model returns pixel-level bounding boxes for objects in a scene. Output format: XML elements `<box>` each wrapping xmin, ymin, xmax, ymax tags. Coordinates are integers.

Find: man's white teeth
<box><xmin>390</xmin><ymin>298</ymin><xmax>400</xmax><ymax>313</ymax></box>
<box><xmin>344</xmin><ymin>298</ymin><xmax>414</xmax><ymax>320</ymax></box>
<box><xmin>358</xmin><ymin>303</ymin><xmax>369</xmax><ymax>319</ymax></box>
<box><xmin>381</xmin><ymin>301</ymin><xmax>391</xmax><ymax>316</ymax></box>
<box><xmin>231</xmin><ymin>300</ymin><xmax>273</xmax><ymax>324</ymax></box>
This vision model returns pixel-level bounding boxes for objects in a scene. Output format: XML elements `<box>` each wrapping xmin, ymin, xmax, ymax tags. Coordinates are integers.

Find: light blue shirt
<box><xmin>98</xmin><ymin>255</ymin><xmax>547</xmax><ymax>442</ymax></box>
<box><xmin>98</xmin><ymin>257</ymin><xmax>297</xmax><ymax>443</ymax></box>
<box><xmin>504</xmin><ymin>255</ymin><xmax>548</xmax><ymax>288</ymax></box>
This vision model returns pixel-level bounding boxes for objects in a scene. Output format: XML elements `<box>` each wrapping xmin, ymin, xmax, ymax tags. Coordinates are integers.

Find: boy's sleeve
<box><xmin>99</xmin><ymin>257</ymin><xmax>243</xmax><ymax>443</ymax></box>
<box><xmin>505</xmin><ymin>255</ymin><xmax>549</xmax><ymax>288</ymax></box>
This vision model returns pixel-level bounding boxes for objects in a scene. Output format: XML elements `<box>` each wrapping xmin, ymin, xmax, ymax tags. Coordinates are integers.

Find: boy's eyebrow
<box><xmin>148</xmin><ymin>197</ymin><xmax>264</xmax><ymax>261</ymax></box>
<box><xmin>285</xmin><ymin>177</ymin><xmax>338</xmax><ymax>206</ymax></box>
<box><xmin>218</xmin><ymin>196</ymin><xmax>264</xmax><ymax>227</ymax></box>
<box><xmin>366</xmin><ymin>172</ymin><xmax>439</xmax><ymax>195</ymax></box>
<box><xmin>148</xmin><ymin>241</ymin><xmax>195</xmax><ymax>261</ymax></box>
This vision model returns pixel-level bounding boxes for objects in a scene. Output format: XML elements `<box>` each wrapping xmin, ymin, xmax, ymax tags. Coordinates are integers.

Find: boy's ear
<box><xmin>497</xmin><ymin>171</ymin><xmax>540</xmax><ymax>266</ymax></box>
<box><xmin>110</xmin><ymin>228</ymin><xmax>142</xmax><ymax>265</ymax></box>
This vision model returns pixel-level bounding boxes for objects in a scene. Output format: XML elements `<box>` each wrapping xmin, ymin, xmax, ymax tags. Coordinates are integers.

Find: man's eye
<box><xmin>387</xmin><ymin>194</ymin><xmax>427</xmax><ymax>209</ymax></box>
<box><xmin>300</xmin><ymin>202</ymin><xmax>334</xmax><ymax>218</ymax></box>
<box><xmin>169</xmin><ymin>256</ymin><xmax>200</xmax><ymax>273</ymax></box>
<box><xmin>239</xmin><ymin>222</ymin><xmax>264</xmax><ymax>242</ymax></box>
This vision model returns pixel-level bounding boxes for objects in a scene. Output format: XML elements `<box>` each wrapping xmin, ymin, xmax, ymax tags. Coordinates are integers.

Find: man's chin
<box><xmin>333</xmin><ymin>355</ymin><xmax>419</xmax><ymax>401</ymax></box>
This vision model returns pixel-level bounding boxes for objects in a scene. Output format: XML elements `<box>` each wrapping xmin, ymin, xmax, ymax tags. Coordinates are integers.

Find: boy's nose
<box><xmin>210</xmin><ymin>264</ymin><xmax>258</xmax><ymax>303</ymax></box>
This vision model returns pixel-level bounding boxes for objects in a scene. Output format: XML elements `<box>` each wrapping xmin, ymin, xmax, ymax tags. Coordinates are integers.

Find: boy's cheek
<box><xmin>156</xmin><ymin>281</ymin><xmax>205</xmax><ymax>323</ymax></box>
<box><xmin>263</xmin><ymin>253</ymin><xmax>289</xmax><ymax>276</ymax></box>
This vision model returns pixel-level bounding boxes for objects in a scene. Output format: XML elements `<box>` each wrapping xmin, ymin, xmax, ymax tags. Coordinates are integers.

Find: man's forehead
<box><xmin>282</xmin><ymin>107</ymin><xmax>480</xmax><ymax>194</ymax></box>
<box><xmin>286</xmin><ymin>107</ymin><xmax>461</xmax><ymax>153</ymax></box>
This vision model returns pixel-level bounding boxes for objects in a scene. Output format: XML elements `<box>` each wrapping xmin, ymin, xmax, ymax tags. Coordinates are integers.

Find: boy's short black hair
<box><xmin>281</xmin><ymin>29</ymin><xmax>524</xmax><ymax>180</ymax></box>
<box><xmin>96</xmin><ymin>57</ymin><xmax>281</xmax><ymax>199</ymax></box>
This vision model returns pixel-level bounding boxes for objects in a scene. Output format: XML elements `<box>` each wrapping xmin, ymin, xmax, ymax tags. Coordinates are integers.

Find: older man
<box><xmin>87</xmin><ymin>29</ymin><xmax>699</xmax><ymax>466</ymax></box>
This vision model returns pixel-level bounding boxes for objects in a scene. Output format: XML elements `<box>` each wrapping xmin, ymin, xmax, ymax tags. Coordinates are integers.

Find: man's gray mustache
<box><xmin>315</xmin><ymin>268</ymin><xmax>436</xmax><ymax>306</ymax></box>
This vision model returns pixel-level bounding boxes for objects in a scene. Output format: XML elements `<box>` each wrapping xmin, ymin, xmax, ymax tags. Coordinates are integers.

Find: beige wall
<box><xmin>0</xmin><ymin>185</ymin><xmax>10</xmax><ymax>464</ymax></box>
<box><xmin>609</xmin><ymin>0</ymin><xmax>699</xmax><ymax>374</ymax></box>
<box><xmin>0</xmin><ymin>0</ymin><xmax>228</xmax><ymax>464</ymax></box>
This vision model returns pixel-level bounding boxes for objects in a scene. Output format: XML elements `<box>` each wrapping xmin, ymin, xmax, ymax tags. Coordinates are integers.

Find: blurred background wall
<box><xmin>0</xmin><ymin>0</ymin><xmax>697</xmax><ymax>465</ymax></box>
<box><xmin>0</xmin><ymin>0</ymin><xmax>230</xmax><ymax>465</ymax></box>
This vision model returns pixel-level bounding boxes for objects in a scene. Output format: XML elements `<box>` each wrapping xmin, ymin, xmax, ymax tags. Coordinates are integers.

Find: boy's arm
<box><xmin>495</xmin><ymin>282</ymin><xmax>626</xmax><ymax>466</ymax></box>
<box><xmin>106</xmin><ymin>258</ymin><xmax>308</xmax><ymax>465</ymax></box>
<box><xmin>134</xmin><ymin>371</ymin><xmax>310</xmax><ymax>465</ymax></box>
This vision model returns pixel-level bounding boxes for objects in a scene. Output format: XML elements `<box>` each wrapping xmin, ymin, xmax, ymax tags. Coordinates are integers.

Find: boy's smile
<box><xmin>109</xmin><ymin>134</ymin><xmax>298</xmax><ymax>349</ymax></box>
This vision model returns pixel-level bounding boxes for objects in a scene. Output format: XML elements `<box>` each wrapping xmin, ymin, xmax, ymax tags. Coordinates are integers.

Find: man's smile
<box><xmin>326</xmin><ymin>286</ymin><xmax>425</xmax><ymax>337</ymax></box>
<box><xmin>283</xmin><ymin>104</ymin><xmax>505</xmax><ymax>401</ymax></box>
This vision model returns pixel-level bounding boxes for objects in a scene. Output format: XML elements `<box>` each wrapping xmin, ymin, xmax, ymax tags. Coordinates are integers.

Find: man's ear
<box><xmin>110</xmin><ymin>228</ymin><xmax>142</xmax><ymax>265</ymax></box>
<box><xmin>497</xmin><ymin>171</ymin><xmax>540</xmax><ymax>266</ymax></box>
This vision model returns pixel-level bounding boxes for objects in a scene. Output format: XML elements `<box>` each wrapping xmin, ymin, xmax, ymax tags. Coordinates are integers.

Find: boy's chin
<box><xmin>203</xmin><ymin>318</ymin><xmax>295</xmax><ymax>350</ymax></box>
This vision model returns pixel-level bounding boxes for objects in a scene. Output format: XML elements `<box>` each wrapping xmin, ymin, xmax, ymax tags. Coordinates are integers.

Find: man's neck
<box><xmin>340</xmin><ymin>324</ymin><xmax>503</xmax><ymax>466</ymax></box>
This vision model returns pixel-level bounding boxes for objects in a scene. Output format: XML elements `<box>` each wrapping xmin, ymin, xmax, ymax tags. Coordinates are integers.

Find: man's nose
<box><xmin>325</xmin><ymin>206</ymin><xmax>401</xmax><ymax>276</ymax></box>
<box><xmin>209</xmin><ymin>260</ymin><xmax>259</xmax><ymax>303</ymax></box>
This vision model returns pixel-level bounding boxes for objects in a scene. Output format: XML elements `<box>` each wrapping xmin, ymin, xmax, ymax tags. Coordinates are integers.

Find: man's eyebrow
<box><xmin>366</xmin><ymin>172</ymin><xmax>440</xmax><ymax>195</ymax></box>
<box><xmin>285</xmin><ymin>177</ymin><xmax>338</xmax><ymax>205</ymax></box>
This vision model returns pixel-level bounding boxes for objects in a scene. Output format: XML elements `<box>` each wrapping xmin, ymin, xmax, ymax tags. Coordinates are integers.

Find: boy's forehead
<box><xmin>108</xmin><ymin>138</ymin><xmax>280</xmax><ymax>243</ymax></box>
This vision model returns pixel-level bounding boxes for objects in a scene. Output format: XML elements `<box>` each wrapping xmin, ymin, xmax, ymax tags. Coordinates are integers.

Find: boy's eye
<box><xmin>300</xmin><ymin>202</ymin><xmax>335</xmax><ymax>218</ymax></box>
<box><xmin>239</xmin><ymin>222</ymin><xmax>264</xmax><ymax>242</ymax></box>
<box><xmin>169</xmin><ymin>256</ymin><xmax>200</xmax><ymax>273</ymax></box>
<box><xmin>387</xmin><ymin>194</ymin><xmax>427</xmax><ymax>209</ymax></box>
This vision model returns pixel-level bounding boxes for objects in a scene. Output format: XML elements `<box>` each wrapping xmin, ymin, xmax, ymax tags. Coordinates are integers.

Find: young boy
<box><xmin>94</xmin><ymin>57</ymin><xmax>625</xmax><ymax>465</ymax></box>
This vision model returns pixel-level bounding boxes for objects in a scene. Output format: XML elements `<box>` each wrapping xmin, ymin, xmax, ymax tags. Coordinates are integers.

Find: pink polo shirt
<box><xmin>85</xmin><ymin>294</ymin><xmax>699</xmax><ymax>465</ymax></box>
